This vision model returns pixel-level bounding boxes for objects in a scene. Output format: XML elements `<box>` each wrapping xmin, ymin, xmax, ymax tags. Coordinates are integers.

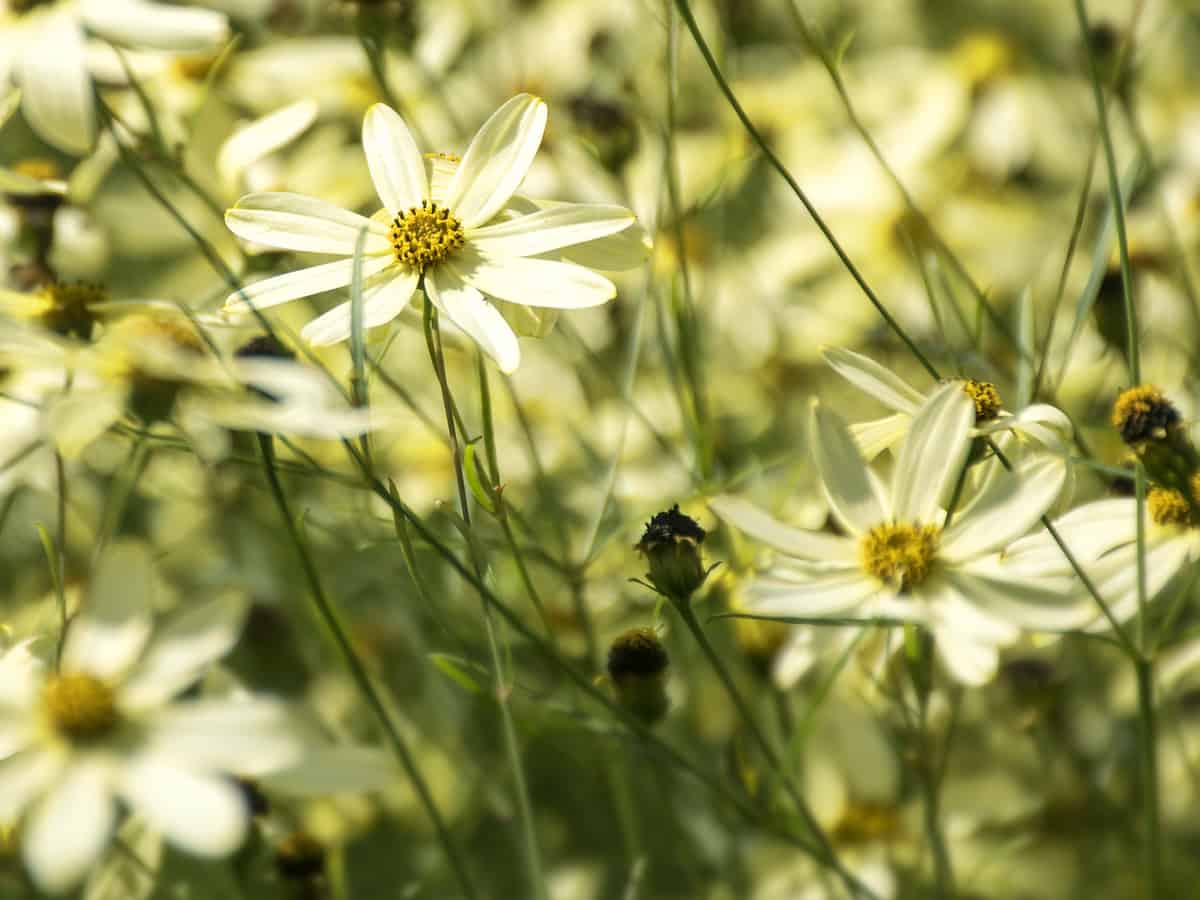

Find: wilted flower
<box><xmin>635</xmin><ymin>504</ymin><xmax>711</xmax><ymax>601</ymax></box>
<box><xmin>606</xmin><ymin>627</ymin><xmax>669</xmax><ymax>725</ymax></box>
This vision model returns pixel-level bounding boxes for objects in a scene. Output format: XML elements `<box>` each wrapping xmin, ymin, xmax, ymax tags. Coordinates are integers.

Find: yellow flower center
<box><xmin>42</xmin><ymin>673</ymin><xmax>119</xmax><ymax>741</ymax></box>
<box><xmin>860</xmin><ymin>522</ymin><xmax>941</xmax><ymax>588</ymax></box>
<box><xmin>1148</xmin><ymin>487</ymin><xmax>1191</xmax><ymax>527</ymax></box>
<box><xmin>389</xmin><ymin>200</ymin><xmax>465</xmax><ymax>272</ymax></box>
<box><xmin>961</xmin><ymin>379</ymin><xmax>1002</xmax><ymax>422</ymax></box>
<box><xmin>12</xmin><ymin>157</ymin><xmax>59</xmax><ymax>180</ymax></box>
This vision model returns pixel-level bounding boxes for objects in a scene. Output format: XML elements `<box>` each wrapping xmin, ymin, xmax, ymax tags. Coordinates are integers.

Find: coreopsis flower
<box><xmin>1</xmin><ymin>0</ymin><xmax>230</xmax><ymax>155</ymax></box>
<box><xmin>0</xmin><ymin>541</ymin><xmax>303</xmax><ymax>894</ymax></box>
<box><xmin>822</xmin><ymin>346</ymin><xmax>1072</xmax><ymax>459</ymax></box>
<box><xmin>711</xmin><ymin>384</ymin><xmax>1088</xmax><ymax>685</ymax></box>
<box><xmin>223</xmin><ymin>93</ymin><xmax>646</xmax><ymax>372</ymax></box>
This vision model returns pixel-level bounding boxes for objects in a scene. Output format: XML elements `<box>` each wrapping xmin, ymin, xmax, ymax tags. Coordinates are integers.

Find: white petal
<box><xmin>708</xmin><ymin>495</ymin><xmax>857</xmax><ymax>562</ymax></box>
<box><xmin>18</xmin><ymin>19</ymin><xmax>94</xmax><ymax>155</ymax></box>
<box><xmin>551</xmin><ymin>220</ymin><xmax>652</xmax><ymax>271</ymax></box>
<box><xmin>80</xmin><ymin>0</ymin><xmax>229</xmax><ymax>51</ymax></box>
<box><xmin>426</xmin><ymin>269</ymin><xmax>520</xmax><ymax>373</ymax></box>
<box><xmin>1003</xmin><ymin>498</ymin><xmax>1137</xmax><ymax>574</ymax></box>
<box><xmin>24</xmin><ymin>761</ymin><xmax>116</xmax><ymax>895</ymax></box>
<box><xmin>850</xmin><ymin>413</ymin><xmax>911</xmax><ymax>461</ymax></box>
<box><xmin>749</xmin><ymin>572</ymin><xmax>880</xmax><ymax>617</ymax></box>
<box><xmin>217</xmin><ymin>101</ymin><xmax>318</xmax><ymax>187</ymax></box>
<box><xmin>142</xmin><ymin>700</ymin><xmax>302</xmax><ymax>776</ymax></box>
<box><xmin>62</xmin><ymin>540</ymin><xmax>154</xmax><ymax>680</ymax></box>
<box><xmin>934</xmin><ymin>626</ymin><xmax>999</xmax><ymax>686</ymax></box>
<box><xmin>942</xmin><ymin>455</ymin><xmax>1066</xmax><ymax>561</ymax></box>
<box><xmin>119</xmin><ymin>759</ymin><xmax>246</xmax><ymax>857</ymax></box>
<box><xmin>362</xmin><ymin>103</ymin><xmax>428</xmax><ymax>212</ymax></box>
<box><xmin>258</xmin><ymin>746</ymin><xmax>396</xmax><ymax>795</ymax></box>
<box><xmin>223</xmin><ymin>256</ymin><xmax>393</xmax><ymax>313</ymax></box>
<box><xmin>46</xmin><ymin>388</ymin><xmax>125</xmax><ymax>459</ymax></box>
<box><xmin>118</xmin><ymin>595</ymin><xmax>248</xmax><ymax>711</ymax></box>
<box><xmin>891</xmin><ymin>383</ymin><xmax>974</xmax><ymax>523</ymax></box>
<box><xmin>944</xmin><ymin>568</ymin><xmax>1094</xmax><ymax>631</ymax></box>
<box><xmin>300</xmin><ymin>269</ymin><xmax>419</xmax><ymax>345</ymax></box>
<box><xmin>444</xmin><ymin>94</ymin><xmax>547</xmax><ymax>228</ymax></box>
<box><xmin>809</xmin><ymin>401</ymin><xmax>885</xmax><ymax>535</ymax></box>
<box><xmin>822</xmin><ymin>346</ymin><xmax>925</xmax><ymax>413</ymax></box>
<box><xmin>469</xmin><ymin>204</ymin><xmax>635</xmax><ymax>258</ymax></box>
<box><xmin>0</xmin><ymin>750</ymin><xmax>64</xmax><ymax>822</ymax></box>
<box><xmin>0</xmin><ymin>639</ymin><xmax>46</xmax><ymax>711</ymax></box>
<box><xmin>455</xmin><ymin>248</ymin><xmax>615</xmax><ymax>309</ymax></box>
<box><xmin>225</xmin><ymin>193</ymin><xmax>389</xmax><ymax>256</ymax></box>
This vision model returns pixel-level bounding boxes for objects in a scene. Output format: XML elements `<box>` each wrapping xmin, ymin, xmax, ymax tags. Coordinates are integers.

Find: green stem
<box><xmin>1074</xmin><ymin>0</ymin><xmax>1140</xmax><ymax>384</ymax></box>
<box><xmin>672</xmin><ymin>0</ymin><xmax>938</xmax><ymax>380</ymax></box>
<box><xmin>673</xmin><ymin>602</ymin><xmax>878</xmax><ymax>900</ymax></box>
<box><xmin>423</xmin><ymin>302</ymin><xmax>549</xmax><ymax>900</ymax></box>
<box><xmin>256</xmin><ymin>434</ymin><xmax>479</xmax><ymax>900</ymax></box>
<box><xmin>1135</xmin><ymin>657</ymin><xmax>1163</xmax><ymax>897</ymax></box>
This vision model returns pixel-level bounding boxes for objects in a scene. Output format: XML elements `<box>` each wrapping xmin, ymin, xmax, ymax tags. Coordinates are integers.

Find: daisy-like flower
<box><xmin>222</xmin><ymin>93</ymin><xmax>644</xmax><ymax>372</ymax></box>
<box><xmin>822</xmin><ymin>346</ymin><xmax>1073</xmax><ymax>460</ymax></box>
<box><xmin>1</xmin><ymin>0</ymin><xmax>230</xmax><ymax>155</ymax></box>
<box><xmin>711</xmin><ymin>384</ymin><xmax>1089</xmax><ymax>685</ymax></box>
<box><xmin>0</xmin><ymin>541</ymin><xmax>303</xmax><ymax>894</ymax></box>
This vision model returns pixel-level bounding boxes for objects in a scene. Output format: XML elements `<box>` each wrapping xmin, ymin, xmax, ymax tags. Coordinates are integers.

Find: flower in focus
<box><xmin>223</xmin><ymin>93</ymin><xmax>646</xmax><ymax>372</ymax></box>
<box><xmin>0</xmin><ymin>541</ymin><xmax>302</xmax><ymax>894</ymax></box>
<box><xmin>1</xmin><ymin>0</ymin><xmax>230</xmax><ymax>155</ymax></box>
<box><xmin>822</xmin><ymin>346</ymin><xmax>1073</xmax><ymax>459</ymax></box>
<box><xmin>711</xmin><ymin>384</ymin><xmax>1087</xmax><ymax>685</ymax></box>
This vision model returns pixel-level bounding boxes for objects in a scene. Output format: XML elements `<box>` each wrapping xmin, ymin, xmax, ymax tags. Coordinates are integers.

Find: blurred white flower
<box><xmin>223</xmin><ymin>93</ymin><xmax>647</xmax><ymax>372</ymax></box>
<box><xmin>712</xmin><ymin>384</ymin><xmax>1087</xmax><ymax>685</ymax></box>
<box><xmin>0</xmin><ymin>541</ymin><xmax>299</xmax><ymax>894</ymax></box>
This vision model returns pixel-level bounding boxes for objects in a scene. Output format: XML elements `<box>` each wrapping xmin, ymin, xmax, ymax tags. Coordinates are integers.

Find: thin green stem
<box><xmin>1135</xmin><ymin>657</ymin><xmax>1163</xmax><ymax>897</ymax></box>
<box><xmin>423</xmin><ymin>303</ymin><xmax>548</xmax><ymax>900</ymax></box>
<box><xmin>1074</xmin><ymin>0</ymin><xmax>1139</xmax><ymax>384</ymax></box>
<box><xmin>672</xmin><ymin>0</ymin><xmax>937</xmax><ymax>380</ymax></box>
<box><xmin>673</xmin><ymin>602</ymin><xmax>878</xmax><ymax>900</ymax></box>
<box><xmin>256</xmin><ymin>434</ymin><xmax>479</xmax><ymax>900</ymax></box>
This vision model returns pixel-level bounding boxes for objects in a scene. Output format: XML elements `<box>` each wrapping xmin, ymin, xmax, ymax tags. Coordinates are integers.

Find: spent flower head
<box><xmin>635</xmin><ymin>504</ymin><xmax>711</xmax><ymax>601</ymax></box>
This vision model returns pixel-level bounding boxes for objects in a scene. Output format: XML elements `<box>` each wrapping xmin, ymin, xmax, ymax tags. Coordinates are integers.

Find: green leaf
<box><xmin>464</xmin><ymin>440</ymin><xmax>496</xmax><ymax>515</ymax></box>
<box><xmin>428</xmin><ymin>653</ymin><xmax>484</xmax><ymax>694</ymax></box>
<box><xmin>349</xmin><ymin>224</ymin><xmax>370</xmax><ymax>409</ymax></box>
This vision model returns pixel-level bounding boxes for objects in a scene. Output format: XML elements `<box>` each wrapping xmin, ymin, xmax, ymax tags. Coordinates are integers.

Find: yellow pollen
<box><xmin>42</xmin><ymin>673</ymin><xmax>119</xmax><ymax>741</ymax></box>
<box><xmin>961</xmin><ymin>379</ymin><xmax>1002</xmax><ymax>422</ymax></box>
<box><xmin>861</xmin><ymin>522</ymin><xmax>941</xmax><ymax>588</ymax></box>
<box><xmin>12</xmin><ymin>157</ymin><xmax>59</xmax><ymax>181</ymax></box>
<box><xmin>1148</xmin><ymin>487</ymin><xmax>1191</xmax><ymax>527</ymax></box>
<box><xmin>388</xmin><ymin>200</ymin><xmax>465</xmax><ymax>272</ymax></box>
<box><xmin>1190</xmin><ymin>473</ymin><xmax>1200</xmax><ymax>508</ymax></box>
<box><xmin>1111</xmin><ymin>385</ymin><xmax>1179</xmax><ymax>443</ymax></box>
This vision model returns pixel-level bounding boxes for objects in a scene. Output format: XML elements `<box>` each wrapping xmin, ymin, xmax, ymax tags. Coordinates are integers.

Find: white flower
<box><xmin>0</xmin><ymin>541</ymin><xmax>301</xmax><ymax>894</ymax></box>
<box><xmin>822</xmin><ymin>346</ymin><xmax>1072</xmax><ymax>459</ymax></box>
<box><xmin>222</xmin><ymin>93</ymin><xmax>646</xmax><ymax>372</ymax></box>
<box><xmin>711</xmin><ymin>383</ymin><xmax>1088</xmax><ymax>686</ymax></box>
<box><xmin>1</xmin><ymin>0</ymin><xmax>229</xmax><ymax>155</ymax></box>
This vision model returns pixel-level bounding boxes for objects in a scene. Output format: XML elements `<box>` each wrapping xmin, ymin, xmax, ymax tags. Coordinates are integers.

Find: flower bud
<box><xmin>635</xmin><ymin>505</ymin><xmax>710</xmax><ymax>600</ymax></box>
<box><xmin>607</xmin><ymin>628</ymin><xmax>670</xmax><ymax>725</ymax></box>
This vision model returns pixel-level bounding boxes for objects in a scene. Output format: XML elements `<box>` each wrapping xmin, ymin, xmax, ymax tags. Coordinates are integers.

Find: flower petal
<box><xmin>444</xmin><ymin>94</ymin><xmax>547</xmax><ymax>228</ymax></box>
<box><xmin>426</xmin><ymin>269</ymin><xmax>520</xmax><ymax>373</ymax></box>
<box><xmin>749</xmin><ymin>571</ymin><xmax>879</xmax><ymax>617</ymax></box>
<box><xmin>850</xmin><ymin>413</ymin><xmax>911</xmax><ymax>461</ymax></box>
<box><xmin>455</xmin><ymin>248</ymin><xmax>615</xmax><ymax>309</ymax></box>
<box><xmin>62</xmin><ymin>540</ymin><xmax>155</xmax><ymax>680</ymax></box>
<box><xmin>943</xmin><ymin>568</ymin><xmax>1093</xmax><ymax>631</ymax></box>
<box><xmin>258</xmin><ymin>746</ymin><xmax>396</xmax><ymax>795</ymax></box>
<box><xmin>225</xmin><ymin>193</ymin><xmax>389</xmax><ymax>255</ymax></box>
<box><xmin>942</xmin><ymin>455</ymin><xmax>1066</xmax><ymax>561</ymax></box>
<box><xmin>0</xmin><ymin>750</ymin><xmax>64</xmax><ymax>822</ymax></box>
<box><xmin>708</xmin><ymin>495</ymin><xmax>857</xmax><ymax>562</ymax></box>
<box><xmin>142</xmin><ymin>700</ymin><xmax>302</xmax><ymax>776</ymax></box>
<box><xmin>822</xmin><ymin>346</ymin><xmax>925</xmax><ymax>413</ymax></box>
<box><xmin>217</xmin><ymin>100</ymin><xmax>318</xmax><ymax>187</ymax></box>
<box><xmin>18</xmin><ymin>18</ymin><xmax>94</xmax><ymax>156</ymax></box>
<box><xmin>809</xmin><ymin>401</ymin><xmax>886</xmax><ymax>535</ymax></box>
<box><xmin>119</xmin><ymin>759</ymin><xmax>247</xmax><ymax>856</ymax></box>
<box><xmin>891</xmin><ymin>383</ymin><xmax>974</xmax><ymax>523</ymax></box>
<box><xmin>23</xmin><ymin>761</ymin><xmax>116</xmax><ymax>895</ymax></box>
<box><xmin>469</xmin><ymin>203</ymin><xmax>635</xmax><ymax>258</ymax></box>
<box><xmin>223</xmin><ymin>256</ymin><xmax>393</xmax><ymax>313</ymax></box>
<box><xmin>118</xmin><ymin>595</ymin><xmax>248</xmax><ymax>712</ymax></box>
<box><xmin>80</xmin><ymin>0</ymin><xmax>229</xmax><ymax>51</ymax></box>
<box><xmin>933</xmin><ymin>625</ymin><xmax>999</xmax><ymax>686</ymax></box>
<box><xmin>300</xmin><ymin>269</ymin><xmax>419</xmax><ymax>345</ymax></box>
<box><xmin>362</xmin><ymin>103</ymin><xmax>428</xmax><ymax>212</ymax></box>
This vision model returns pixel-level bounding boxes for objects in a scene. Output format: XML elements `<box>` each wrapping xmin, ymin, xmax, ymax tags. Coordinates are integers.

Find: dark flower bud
<box><xmin>274</xmin><ymin>832</ymin><xmax>326</xmax><ymax>881</ymax></box>
<box><xmin>635</xmin><ymin>505</ymin><xmax>710</xmax><ymax>600</ymax></box>
<box><xmin>607</xmin><ymin>628</ymin><xmax>669</xmax><ymax>725</ymax></box>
